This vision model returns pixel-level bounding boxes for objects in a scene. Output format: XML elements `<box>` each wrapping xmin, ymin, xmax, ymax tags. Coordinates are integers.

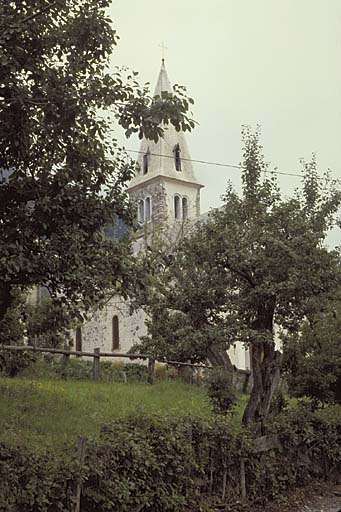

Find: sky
<box><xmin>108</xmin><ymin>0</ymin><xmax>341</xmax><ymax>246</ymax></box>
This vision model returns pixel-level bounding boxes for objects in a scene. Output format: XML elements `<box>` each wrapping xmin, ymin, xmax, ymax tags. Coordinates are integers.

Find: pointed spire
<box><xmin>154</xmin><ymin>59</ymin><xmax>172</xmax><ymax>97</ymax></box>
<box><xmin>127</xmin><ymin>61</ymin><xmax>203</xmax><ymax>191</ymax></box>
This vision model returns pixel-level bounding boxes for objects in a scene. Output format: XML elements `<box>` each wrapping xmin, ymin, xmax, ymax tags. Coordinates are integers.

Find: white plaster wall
<box><xmin>228</xmin><ymin>343</ymin><xmax>248</xmax><ymax>370</ymax></box>
<box><xmin>74</xmin><ymin>297</ymin><xmax>147</xmax><ymax>359</ymax></box>
<box><xmin>73</xmin><ymin>298</ymin><xmax>251</xmax><ymax>370</ymax></box>
<box><xmin>164</xmin><ymin>180</ymin><xmax>200</xmax><ymax>220</ymax></box>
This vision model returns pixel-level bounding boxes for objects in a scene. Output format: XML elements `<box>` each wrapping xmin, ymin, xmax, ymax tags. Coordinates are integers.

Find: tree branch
<box><xmin>227</xmin><ymin>263</ymin><xmax>256</xmax><ymax>288</ymax></box>
<box><xmin>21</xmin><ymin>2</ymin><xmax>58</xmax><ymax>24</ymax></box>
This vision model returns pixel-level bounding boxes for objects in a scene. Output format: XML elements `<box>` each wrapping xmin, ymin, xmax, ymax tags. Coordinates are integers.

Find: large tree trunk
<box><xmin>207</xmin><ymin>343</ymin><xmax>235</xmax><ymax>384</ymax></box>
<box><xmin>242</xmin><ymin>302</ymin><xmax>281</xmax><ymax>433</ymax></box>
<box><xmin>242</xmin><ymin>341</ymin><xmax>282</xmax><ymax>433</ymax></box>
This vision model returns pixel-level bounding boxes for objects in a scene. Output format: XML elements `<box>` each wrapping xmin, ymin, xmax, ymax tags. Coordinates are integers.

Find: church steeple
<box><xmin>154</xmin><ymin>58</ymin><xmax>172</xmax><ymax>96</ymax></box>
<box><xmin>127</xmin><ymin>61</ymin><xmax>203</xmax><ymax>226</ymax></box>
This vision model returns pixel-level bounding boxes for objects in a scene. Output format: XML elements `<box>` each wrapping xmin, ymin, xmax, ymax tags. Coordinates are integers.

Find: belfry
<box><xmin>127</xmin><ymin>60</ymin><xmax>203</xmax><ymax>229</ymax></box>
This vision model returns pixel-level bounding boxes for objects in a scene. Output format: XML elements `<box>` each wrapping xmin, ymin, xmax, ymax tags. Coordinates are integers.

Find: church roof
<box><xmin>127</xmin><ymin>60</ymin><xmax>203</xmax><ymax>192</ymax></box>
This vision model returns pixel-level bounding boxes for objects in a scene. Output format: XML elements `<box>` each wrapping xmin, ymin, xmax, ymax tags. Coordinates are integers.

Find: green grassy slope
<box><xmin>0</xmin><ymin>377</ymin><xmax>213</xmax><ymax>453</ymax></box>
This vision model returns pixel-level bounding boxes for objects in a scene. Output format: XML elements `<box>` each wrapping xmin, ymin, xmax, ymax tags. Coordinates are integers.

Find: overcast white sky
<box><xmin>108</xmin><ymin>0</ymin><xmax>341</xmax><ymax>246</ymax></box>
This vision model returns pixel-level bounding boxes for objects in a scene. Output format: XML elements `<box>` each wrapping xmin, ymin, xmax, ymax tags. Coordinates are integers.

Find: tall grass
<box><xmin>0</xmin><ymin>377</ymin><xmax>213</xmax><ymax>454</ymax></box>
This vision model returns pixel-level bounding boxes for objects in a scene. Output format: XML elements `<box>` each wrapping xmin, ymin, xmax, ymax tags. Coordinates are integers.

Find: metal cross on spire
<box><xmin>158</xmin><ymin>41</ymin><xmax>168</xmax><ymax>62</ymax></box>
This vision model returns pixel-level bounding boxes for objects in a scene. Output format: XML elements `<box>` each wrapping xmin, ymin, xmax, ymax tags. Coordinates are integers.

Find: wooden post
<box><xmin>221</xmin><ymin>466</ymin><xmax>227</xmax><ymax>501</ymax></box>
<box><xmin>209</xmin><ymin>449</ymin><xmax>214</xmax><ymax>495</ymax></box>
<box><xmin>240</xmin><ymin>458</ymin><xmax>246</xmax><ymax>500</ymax></box>
<box><xmin>61</xmin><ymin>346</ymin><xmax>71</xmax><ymax>379</ymax></box>
<box><xmin>74</xmin><ymin>436</ymin><xmax>87</xmax><ymax>512</ymax></box>
<box><xmin>93</xmin><ymin>348</ymin><xmax>100</xmax><ymax>381</ymax></box>
<box><xmin>147</xmin><ymin>357</ymin><xmax>155</xmax><ymax>384</ymax></box>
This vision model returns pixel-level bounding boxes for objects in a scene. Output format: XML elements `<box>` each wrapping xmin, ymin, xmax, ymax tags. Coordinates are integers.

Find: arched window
<box><xmin>112</xmin><ymin>315</ymin><xmax>120</xmax><ymax>350</ymax></box>
<box><xmin>143</xmin><ymin>147</ymin><xmax>150</xmax><ymax>175</ymax></box>
<box><xmin>174</xmin><ymin>195</ymin><xmax>181</xmax><ymax>220</ymax></box>
<box><xmin>137</xmin><ymin>199</ymin><xmax>144</xmax><ymax>223</ymax></box>
<box><xmin>173</xmin><ymin>143</ymin><xmax>181</xmax><ymax>172</ymax></box>
<box><xmin>182</xmin><ymin>197</ymin><xmax>189</xmax><ymax>220</ymax></box>
<box><xmin>145</xmin><ymin>196</ymin><xmax>152</xmax><ymax>222</ymax></box>
<box><xmin>75</xmin><ymin>327</ymin><xmax>82</xmax><ymax>352</ymax></box>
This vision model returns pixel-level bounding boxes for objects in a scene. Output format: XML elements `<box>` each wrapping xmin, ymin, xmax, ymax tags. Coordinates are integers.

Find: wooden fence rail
<box><xmin>0</xmin><ymin>343</ymin><xmax>216</xmax><ymax>381</ymax></box>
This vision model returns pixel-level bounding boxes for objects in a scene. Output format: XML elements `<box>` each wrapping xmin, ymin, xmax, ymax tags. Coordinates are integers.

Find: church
<box><xmin>75</xmin><ymin>60</ymin><xmax>250</xmax><ymax>371</ymax></box>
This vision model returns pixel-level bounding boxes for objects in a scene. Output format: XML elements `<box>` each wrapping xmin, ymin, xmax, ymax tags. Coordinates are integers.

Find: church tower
<box><xmin>74</xmin><ymin>61</ymin><xmax>206</xmax><ymax>360</ymax></box>
<box><xmin>127</xmin><ymin>60</ymin><xmax>203</xmax><ymax>232</ymax></box>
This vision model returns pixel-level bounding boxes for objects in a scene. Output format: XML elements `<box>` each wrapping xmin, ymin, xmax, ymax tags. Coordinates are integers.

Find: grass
<box><xmin>0</xmin><ymin>376</ymin><xmax>214</xmax><ymax>455</ymax></box>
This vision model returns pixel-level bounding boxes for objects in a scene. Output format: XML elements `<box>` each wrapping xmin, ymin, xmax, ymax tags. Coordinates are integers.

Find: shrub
<box><xmin>205</xmin><ymin>367</ymin><xmax>236</xmax><ymax>414</ymax></box>
<box><xmin>269</xmin><ymin>390</ymin><xmax>288</xmax><ymax>416</ymax></box>
<box><xmin>0</xmin><ymin>411</ymin><xmax>340</xmax><ymax>510</ymax></box>
<box><xmin>154</xmin><ymin>364</ymin><xmax>179</xmax><ymax>381</ymax></box>
<box><xmin>0</xmin><ymin>350</ymin><xmax>37</xmax><ymax>377</ymax></box>
<box><xmin>282</xmin><ymin>309</ymin><xmax>341</xmax><ymax>407</ymax></box>
<box><xmin>18</xmin><ymin>357</ymin><xmax>150</xmax><ymax>384</ymax></box>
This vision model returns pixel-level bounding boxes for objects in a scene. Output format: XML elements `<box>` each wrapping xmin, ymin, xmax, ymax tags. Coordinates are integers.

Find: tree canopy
<box><xmin>0</xmin><ymin>0</ymin><xmax>194</xmax><ymax>325</ymax></box>
<box><xmin>283</xmin><ymin>293</ymin><xmax>341</xmax><ymax>407</ymax></box>
<box><xmin>133</xmin><ymin>127</ymin><xmax>341</xmax><ymax>429</ymax></box>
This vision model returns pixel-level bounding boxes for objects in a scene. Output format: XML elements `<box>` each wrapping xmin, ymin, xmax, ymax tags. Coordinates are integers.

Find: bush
<box><xmin>205</xmin><ymin>367</ymin><xmax>236</xmax><ymax>414</ymax></box>
<box><xmin>154</xmin><ymin>364</ymin><xmax>179</xmax><ymax>381</ymax></box>
<box><xmin>18</xmin><ymin>357</ymin><xmax>150</xmax><ymax>383</ymax></box>
<box><xmin>282</xmin><ymin>309</ymin><xmax>341</xmax><ymax>407</ymax></box>
<box><xmin>269</xmin><ymin>390</ymin><xmax>288</xmax><ymax>416</ymax></box>
<box><xmin>0</xmin><ymin>350</ymin><xmax>37</xmax><ymax>377</ymax></box>
<box><xmin>0</xmin><ymin>410</ymin><xmax>340</xmax><ymax>511</ymax></box>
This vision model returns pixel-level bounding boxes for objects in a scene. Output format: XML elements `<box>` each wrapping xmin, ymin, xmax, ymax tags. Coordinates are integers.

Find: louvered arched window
<box><xmin>145</xmin><ymin>196</ymin><xmax>152</xmax><ymax>222</ymax></box>
<box><xmin>75</xmin><ymin>327</ymin><xmax>82</xmax><ymax>352</ymax></box>
<box><xmin>173</xmin><ymin>143</ymin><xmax>181</xmax><ymax>172</ymax></box>
<box><xmin>182</xmin><ymin>197</ymin><xmax>189</xmax><ymax>220</ymax></box>
<box><xmin>174</xmin><ymin>195</ymin><xmax>181</xmax><ymax>220</ymax></box>
<box><xmin>143</xmin><ymin>147</ymin><xmax>151</xmax><ymax>175</ymax></box>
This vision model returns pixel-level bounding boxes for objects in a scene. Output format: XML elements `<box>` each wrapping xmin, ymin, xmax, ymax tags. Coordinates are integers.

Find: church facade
<box><xmin>75</xmin><ymin>61</ymin><xmax>250</xmax><ymax>370</ymax></box>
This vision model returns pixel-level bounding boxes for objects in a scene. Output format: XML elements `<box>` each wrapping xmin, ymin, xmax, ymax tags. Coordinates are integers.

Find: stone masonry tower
<box><xmin>127</xmin><ymin>60</ymin><xmax>203</xmax><ymax>234</ymax></box>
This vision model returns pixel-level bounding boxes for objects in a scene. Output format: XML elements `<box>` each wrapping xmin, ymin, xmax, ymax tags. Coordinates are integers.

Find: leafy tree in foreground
<box><xmin>283</xmin><ymin>295</ymin><xmax>341</xmax><ymax>408</ymax></box>
<box><xmin>134</xmin><ymin>127</ymin><xmax>341</xmax><ymax>430</ymax></box>
<box><xmin>0</xmin><ymin>0</ymin><xmax>194</xmax><ymax>327</ymax></box>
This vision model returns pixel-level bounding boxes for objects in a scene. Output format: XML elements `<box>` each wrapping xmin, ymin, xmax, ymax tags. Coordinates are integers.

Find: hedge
<box><xmin>0</xmin><ymin>410</ymin><xmax>340</xmax><ymax>511</ymax></box>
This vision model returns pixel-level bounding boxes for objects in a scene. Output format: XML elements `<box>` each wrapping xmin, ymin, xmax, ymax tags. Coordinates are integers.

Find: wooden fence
<box><xmin>0</xmin><ymin>343</ymin><xmax>216</xmax><ymax>383</ymax></box>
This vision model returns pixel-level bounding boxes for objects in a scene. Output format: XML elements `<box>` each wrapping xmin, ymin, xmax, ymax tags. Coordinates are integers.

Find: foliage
<box><xmin>269</xmin><ymin>390</ymin><xmax>289</xmax><ymax>416</ymax></box>
<box><xmin>0</xmin><ymin>0</ymin><xmax>194</xmax><ymax>324</ymax></box>
<box><xmin>133</xmin><ymin>127</ymin><xmax>341</xmax><ymax>428</ymax></box>
<box><xmin>0</xmin><ymin>406</ymin><xmax>340</xmax><ymax>511</ymax></box>
<box><xmin>0</xmin><ymin>444</ymin><xmax>74</xmax><ymax>512</ymax></box>
<box><xmin>0</xmin><ymin>293</ymin><xmax>74</xmax><ymax>375</ymax></box>
<box><xmin>0</xmin><ymin>350</ymin><xmax>36</xmax><ymax>378</ymax></box>
<box><xmin>0</xmin><ymin>290</ymin><xmax>38</xmax><ymax>376</ymax></box>
<box><xmin>283</xmin><ymin>300</ymin><xmax>341</xmax><ymax>407</ymax></box>
<box><xmin>205</xmin><ymin>368</ymin><xmax>237</xmax><ymax>414</ymax></box>
<box><xmin>0</xmin><ymin>289</ymin><xmax>26</xmax><ymax>345</ymax></box>
<box><xmin>15</xmin><ymin>357</ymin><xmax>158</xmax><ymax>382</ymax></box>
<box><xmin>25</xmin><ymin>300</ymin><xmax>73</xmax><ymax>348</ymax></box>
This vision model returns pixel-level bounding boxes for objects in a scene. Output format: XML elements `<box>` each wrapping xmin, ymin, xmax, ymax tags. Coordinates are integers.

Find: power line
<box><xmin>1</xmin><ymin>97</ymin><xmax>339</xmax><ymax>181</ymax></box>
<box><xmin>125</xmin><ymin>149</ymin><xmax>339</xmax><ymax>182</ymax></box>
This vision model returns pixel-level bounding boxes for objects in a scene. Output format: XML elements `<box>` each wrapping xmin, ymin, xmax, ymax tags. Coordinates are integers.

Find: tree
<box><xmin>0</xmin><ymin>0</ymin><xmax>194</xmax><ymax>326</ymax></box>
<box><xmin>283</xmin><ymin>295</ymin><xmax>341</xmax><ymax>407</ymax></box>
<box><xmin>133</xmin><ymin>127</ymin><xmax>341</xmax><ymax>431</ymax></box>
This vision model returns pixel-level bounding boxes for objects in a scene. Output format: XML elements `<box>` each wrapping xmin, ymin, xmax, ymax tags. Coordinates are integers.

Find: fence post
<box><xmin>93</xmin><ymin>348</ymin><xmax>100</xmax><ymax>380</ymax></box>
<box><xmin>61</xmin><ymin>346</ymin><xmax>71</xmax><ymax>379</ymax></box>
<box><xmin>147</xmin><ymin>357</ymin><xmax>155</xmax><ymax>384</ymax></box>
<box><xmin>74</xmin><ymin>436</ymin><xmax>87</xmax><ymax>512</ymax></box>
<box><xmin>240</xmin><ymin>458</ymin><xmax>246</xmax><ymax>500</ymax></box>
